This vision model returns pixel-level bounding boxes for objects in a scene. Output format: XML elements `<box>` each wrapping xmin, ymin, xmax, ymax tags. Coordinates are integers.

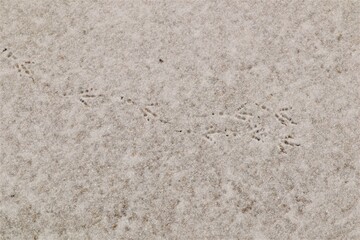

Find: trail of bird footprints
<box><xmin>60</xmin><ymin>87</ymin><xmax>300</xmax><ymax>154</ymax></box>
<box><xmin>2</xmin><ymin>49</ymin><xmax>300</xmax><ymax>154</ymax></box>
<box><xmin>1</xmin><ymin>48</ymin><xmax>36</xmax><ymax>82</ymax></box>
<box><xmin>177</xmin><ymin>102</ymin><xmax>301</xmax><ymax>154</ymax></box>
<box><xmin>63</xmin><ymin>88</ymin><xmax>171</xmax><ymax>125</ymax></box>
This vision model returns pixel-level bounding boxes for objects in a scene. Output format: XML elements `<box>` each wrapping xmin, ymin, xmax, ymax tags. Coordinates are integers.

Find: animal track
<box><xmin>235</xmin><ymin>111</ymin><xmax>253</xmax><ymax>121</ymax></box>
<box><xmin>274</xmin><ymin>107</ymin><xmax>297</xmax><ymax>126</ymax></box>
<box><xmin>234</xmin><ymin>103</ymin><xmax>254</xmax><ymax>121</ymax></box>
<box><xmin>1</xmin><ymin>48</ymin><xmax>36</xmax><ymax>82</ymax></box>
<box><xmin>57</xmin><ymin>84</ymin><xmax>301</xmax><ymax>154</ymax></box>
<box><xmin>79</xmin><ymin>88</ymin><xmax>105</xmax><ymax>106</ymax></box>
<box><xmin>194</xmin><ymin>102</ymin><xmax>301</xmax><ymax>154</ymax></box>
<box><xmin>250</xmin><ymin>126</ymin><xmax>267</xmax><ymax>142</ymax></box>
<box><xmin>278</xmin><ymin>134</ymin><xmax>301</xmax><ymax>154</ymax></box>
<box><xmin>200</xmin><ymin>123</ymin><xmax>244</xmax><ymax>143</ymax></box>
<box><xmin>203</xmin><ymin>125</ymin><xmax>222</xmax><ymax>142</ymax></box>
<box><xmin>139</xmin><ymin>102</ymin><xmax>169</xmax><ymax>124</ymax></box>
<box><xmin>141</xmin><ymin>105</ymin><xmax>158</xmax><ymax>122</ymax></box>
<box><xmin>63</xmin><ymin>87</ymin><xmax>105</xmax><ymax>107</ymax></box>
